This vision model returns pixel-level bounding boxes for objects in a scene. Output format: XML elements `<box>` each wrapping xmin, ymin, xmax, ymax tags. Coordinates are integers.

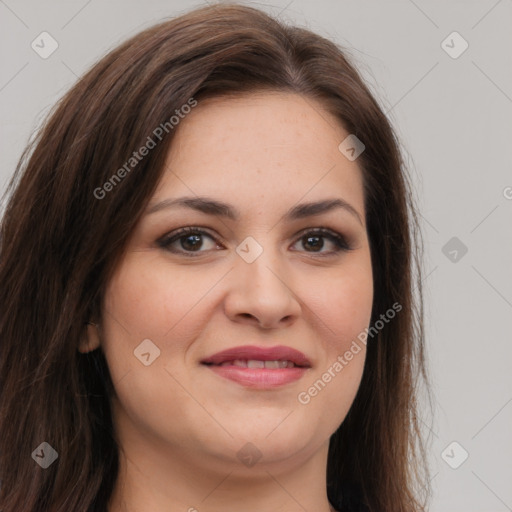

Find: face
<box><xmin>86</xmin><ymin>92</ymin><xmax>373</xmax><ymax>474</ymax></box>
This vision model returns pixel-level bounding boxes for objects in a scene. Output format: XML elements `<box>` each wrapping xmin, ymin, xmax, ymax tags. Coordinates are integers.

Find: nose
<box><xmin>223</xmin><ymin>244</ymin><xmax>302</xmax><ymax>329</ymax></box>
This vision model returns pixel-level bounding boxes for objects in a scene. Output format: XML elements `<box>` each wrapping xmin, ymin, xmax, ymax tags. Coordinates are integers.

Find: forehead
<box><xmin>154</xmin><ymin>92</ymin><xmax>366</xmax><ymax>218</ymax></box>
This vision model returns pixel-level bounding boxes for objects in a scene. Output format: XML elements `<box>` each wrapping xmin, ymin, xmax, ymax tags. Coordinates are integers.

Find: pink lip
<box><xmin>205</xmin><ymin>365</ymin><xmax>309</xmax><ymax>388</ymax></box>
<box><xmin>200</xmin><ymin>345</ymin><xmax>311</xmax><ymax>389</ymax></box>
<box><xmin>200</xmin><ymin>345</ymin><xmax>311</xmax><ymax>367</ymax></box>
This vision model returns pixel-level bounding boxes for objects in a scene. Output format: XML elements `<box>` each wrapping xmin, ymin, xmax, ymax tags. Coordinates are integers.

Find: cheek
<box><xmin>294</xmin><ymin>255</ymin><xmax>373</xmax><ymax>424</ymax></box>
<box><xmin>99</xmin><ymin>254</ymin><xmax>200</xmax><ymax>384</ymax></box>
<box><xmin>327</xmin><ymin>276</ymin><xmax>373</xmax><ymax>345</ymax></box>
<box><xmin>305</xmin><ymin>255</ymin><xmax>374</xmax><ymax>348</ymax></box>
<box><xmin>102</xmin><ymin>253</ymin><xmax>217</xmax><ymax>341</ymax></box>
<box><xmin>98</xmin><ymin>255</ymin><xmax>213</xmax><ymax>437</ymax></box>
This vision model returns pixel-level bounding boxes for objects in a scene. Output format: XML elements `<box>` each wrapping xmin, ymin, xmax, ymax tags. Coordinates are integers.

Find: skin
<box><xmin>81</xmin><ymin>92</ymin><xmax>374</xmax><ymax>512</ymax></box>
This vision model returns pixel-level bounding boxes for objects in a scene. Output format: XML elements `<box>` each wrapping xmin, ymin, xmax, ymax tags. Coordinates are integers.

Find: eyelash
<box><xmin>157</xmin><ymin>226</ymin><xmax>353</xmax><ymax>258</ymax></box>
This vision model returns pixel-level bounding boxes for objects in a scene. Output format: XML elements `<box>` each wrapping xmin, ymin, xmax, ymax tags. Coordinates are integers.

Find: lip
<box><xmin>200</xmin><ymin>345</ymin><xmax>311</xmax><ymax>389</ymax></box>
<box><xmin>204</xmin><ymin>365</ymin><xmax>309</xmax><ymax>388</ymax></box>
<box><xmin>200</xmin><ymin>345</ymin><xmax>311</xmax><ymax>367</ymax></box>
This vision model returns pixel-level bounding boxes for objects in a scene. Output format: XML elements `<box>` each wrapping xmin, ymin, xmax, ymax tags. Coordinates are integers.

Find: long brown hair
<box><xmin>0</xmin><ymin>4</ymin><xmax>431</xmax><ymax>511</ymax></box>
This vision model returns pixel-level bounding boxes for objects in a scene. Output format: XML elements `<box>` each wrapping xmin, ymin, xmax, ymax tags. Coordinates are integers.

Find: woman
<box><xmin>0</xmin><ymin>4</ymin><xmax>431</xmax><ymax>511</ymax></box>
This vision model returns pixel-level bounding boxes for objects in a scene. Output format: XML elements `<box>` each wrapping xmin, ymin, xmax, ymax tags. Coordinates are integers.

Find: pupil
<box><xmin>305</xmin><ymin>235</ymin><xmax>323</xmax><ymax>251</ymax></box>
<box><xmin>182</xmin><ymin>234</ymin><xmax>202</xmax><ymax>251</ymax></box>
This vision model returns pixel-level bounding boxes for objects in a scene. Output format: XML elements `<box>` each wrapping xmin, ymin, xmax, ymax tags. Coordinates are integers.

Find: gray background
<box><xmin>1</xmin><ymin>1</ymin><xmax>511</xmax><ymax>510</ymax></box>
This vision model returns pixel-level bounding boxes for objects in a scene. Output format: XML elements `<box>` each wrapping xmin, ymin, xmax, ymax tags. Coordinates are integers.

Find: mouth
<box><xmin>203</xmin><ymin>359</ymin><xmax>305</xmax><ymax>369</ymax></box>
<box><xmin>200</xmin><ymin>345</ymin><xmax>311</xmax><ymax>388</ymax></box>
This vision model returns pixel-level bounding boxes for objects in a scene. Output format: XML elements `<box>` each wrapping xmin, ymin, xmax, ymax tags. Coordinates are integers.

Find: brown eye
<box><xmin>157</xmin><ymin>226</ymin><xmax>352</xmax><ymax>258</ymax></box>
<box><xmin>291</xmin><ymin>228</ymin><xmax>352</xmax><ymax>255</ymax></box>
<box><xmin>158</xmin><ymin>227</ymin><xmax>221</xmax><ymax>256</ymax></box>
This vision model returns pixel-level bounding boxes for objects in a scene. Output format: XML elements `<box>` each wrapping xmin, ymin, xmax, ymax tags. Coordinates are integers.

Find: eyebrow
<box><xmin>146</xmin><ymin>196</ymin><xmax>363</xmax><ymax>225</ymax></box>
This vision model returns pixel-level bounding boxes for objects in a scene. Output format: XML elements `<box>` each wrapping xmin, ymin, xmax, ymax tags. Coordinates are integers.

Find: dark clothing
<box><xmin>328</xmin><ymin>481</ymin><xmax>370</xmax><ymax>512</ymax></box>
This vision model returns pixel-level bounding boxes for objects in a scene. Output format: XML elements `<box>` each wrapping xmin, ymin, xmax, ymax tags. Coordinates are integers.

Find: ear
<box><xmin>78</xmin><ymin>322</ymin><xmax>101</xmax><ymax>353</ymax></box>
